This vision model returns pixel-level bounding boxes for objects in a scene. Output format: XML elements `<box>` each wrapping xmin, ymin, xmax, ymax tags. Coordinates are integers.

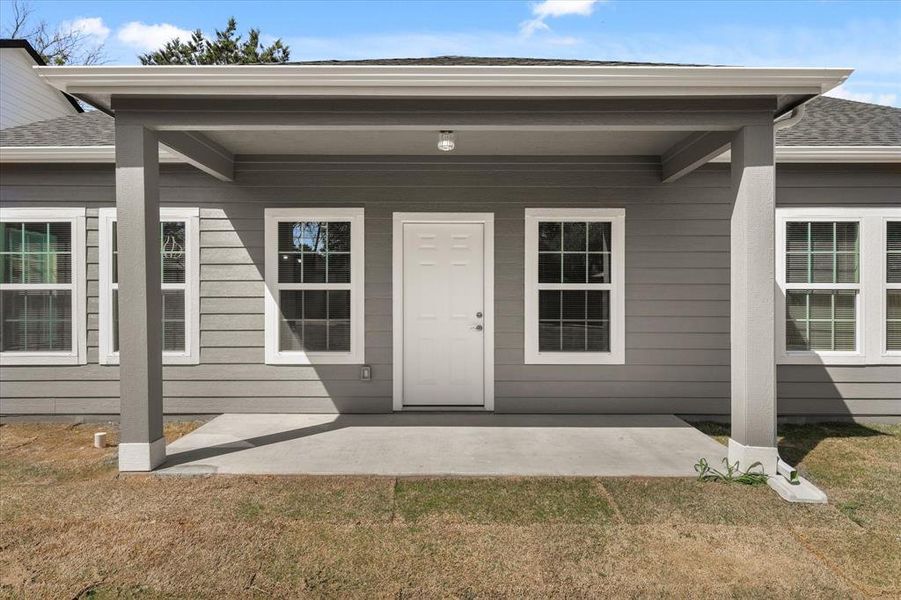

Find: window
<box><xmin>886</xmin><ymin>220</ymin><xmax>901</xmax><ymax>354</ymax></box>
<box><xmin>98</xmin><ymin>208</ymin><xmax>199</xmax><ymax>365</ymax></box>
<box><xmin>264</xmin><ymin>208</ymin><xmax>364</xmax><ymax>364</ymax></box>
<box><xmin>0</xmin><ymin>208</ymin><xmax>86</xmax><ymax>365</ymax></box>
<box><xmin>776</xmin><ymin>208</ymin><xmax>901</xmax><ymax>365</ymax></box>
<box><xmin>524</xmin><ymin>208</ymin><xmax>625</xmax><ymax>364</ymax></box>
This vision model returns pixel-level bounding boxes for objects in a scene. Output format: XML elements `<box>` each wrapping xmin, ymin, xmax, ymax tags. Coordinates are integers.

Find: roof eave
<box><xmin>34</xmin><ymin>65</ymin><xmax>853</xmax><ymax>113</ymax></box>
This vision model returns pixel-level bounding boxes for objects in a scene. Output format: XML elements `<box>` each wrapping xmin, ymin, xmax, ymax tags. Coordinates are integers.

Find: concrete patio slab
<box><xmin>158</xmin><ymin>413</ymin><xmax>727</xmax><ymax>476</ymax></box>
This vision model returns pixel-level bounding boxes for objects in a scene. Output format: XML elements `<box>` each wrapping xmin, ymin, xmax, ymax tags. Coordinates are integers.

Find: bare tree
<box><xmin>3</xmin><ymin>0</ymin><xmax>107</xmax><ymax>65</ymax></box>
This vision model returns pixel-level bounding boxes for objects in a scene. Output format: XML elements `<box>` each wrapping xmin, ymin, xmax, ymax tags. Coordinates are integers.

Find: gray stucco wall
<box><xmin>1</xmin><ymin>158</ymin><xmax>898</xmax><ymax>417</ymax></box>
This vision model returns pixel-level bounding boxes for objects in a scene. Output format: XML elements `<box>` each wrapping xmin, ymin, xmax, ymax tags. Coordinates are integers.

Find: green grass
<box><xmin>1</xmin><ymin>421</ymin><xmax>898</xmax><ymax>598</ymax></box>
<box><xmin>394</xmin><ymin>478</ymin><xmax>615</xmax><ymax>525</ymax></box>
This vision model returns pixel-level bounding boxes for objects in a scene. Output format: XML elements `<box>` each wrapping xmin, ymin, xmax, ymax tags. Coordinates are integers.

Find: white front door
<box><xmin>401</xmin><ymin>221</ymin><xmax>486</xmax><ymax>406</ymax></box>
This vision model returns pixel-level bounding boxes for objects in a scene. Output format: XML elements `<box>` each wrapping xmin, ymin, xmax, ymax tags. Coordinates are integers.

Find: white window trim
<box><xmin>264</xmin><ymin>207</ymin><xmax>365</xmax><ymax>365</ymax></box>
<box><xmin>97</xmin><ymin>207</ymin><xmax>200</xmax><ymax>366</ymax></box>
<box><xmin>0</xmin><ymin>207</ymin><xmax>87</xmax><ymax>366</ymax></box>
<box><xmin>524</xmin><ymin>208</ymin><xmax>625</xmax><ymax>365</ymax></box>
<box><xmin>776</xmin><ymin>207</ymin><xmax>901</xmax><ymax>365</ymax></box>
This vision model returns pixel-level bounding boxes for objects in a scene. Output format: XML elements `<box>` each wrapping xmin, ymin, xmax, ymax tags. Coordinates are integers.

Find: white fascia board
<box><xmin>713</xmin><ymin>146</ymin><xmax>901</xmax><ymax>163</ymax></box>
<box><xmin>34</xmin><ymin>65</ymin><xmax>853</xmax><ymax>110</ymax></box>
<box><xmin>0</xmin><ymin>145</ymin><xmax>182</xmax><ymax>163</ymax></box>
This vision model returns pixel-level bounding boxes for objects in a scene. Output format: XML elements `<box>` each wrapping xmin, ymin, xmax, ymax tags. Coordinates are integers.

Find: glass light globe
<box><xmin>437</xmin><ymin>130</ymin><xmax>455</xmax><ymax>152</ymax></box>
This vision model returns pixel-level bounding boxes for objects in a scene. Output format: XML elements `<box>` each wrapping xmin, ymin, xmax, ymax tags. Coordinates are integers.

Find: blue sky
<box><xmin>3</xmin><ymin>0</ymin><xmax>899</xmax><ymax>105</ymax></box>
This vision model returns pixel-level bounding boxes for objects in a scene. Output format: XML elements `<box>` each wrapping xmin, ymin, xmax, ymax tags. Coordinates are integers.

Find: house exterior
<box><xmin>0</xmin><ymin>39</ymin><xmax>82</xmax><ymax>129</ymax></box>
<box><xmin>0</xmin><ymin>57</ymin><xmax>899</xmax><ymax>471</ymax></box>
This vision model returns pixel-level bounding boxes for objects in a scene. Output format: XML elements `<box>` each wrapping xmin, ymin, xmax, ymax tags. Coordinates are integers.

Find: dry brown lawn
<box><xmin>0</xmin><ymin>420</ymin><xmax>898</xmax><ymax>599</ymax></box>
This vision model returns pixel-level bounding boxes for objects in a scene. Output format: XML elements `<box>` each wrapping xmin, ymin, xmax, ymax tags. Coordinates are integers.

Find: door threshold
<box><xmin>398</xmin><ymin>405</ymin><xmax>490</xmax><ymax>412</ymax></box>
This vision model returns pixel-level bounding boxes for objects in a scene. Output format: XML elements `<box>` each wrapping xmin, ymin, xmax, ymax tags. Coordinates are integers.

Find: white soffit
<box><xmin>34</xmin><ymin>65</ymin><xmax>853</xmax><ymax>112</ymax></box>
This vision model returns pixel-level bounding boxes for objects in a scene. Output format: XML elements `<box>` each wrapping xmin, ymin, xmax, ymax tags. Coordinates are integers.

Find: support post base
<box><xmin>768</xmin><ymin>475</ymin><xmax>828</xmax><ymax>504</ymax></box>
<box><xmin>119</xmin><ymin>437</ymin><xmax>166</xmax><ymax>471</ymax></box>
<box><xmin>727</xmin><ymin>438</ymin><xmax>778</xmax><ymax>474</ymax></box>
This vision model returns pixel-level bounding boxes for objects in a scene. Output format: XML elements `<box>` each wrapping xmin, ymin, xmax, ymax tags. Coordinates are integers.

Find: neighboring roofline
<box><xmin>0</xmin><ymin>145</ymin><xmax>180</xmax><ymax>163</ymax></box>
<box><xmin>713</xmin><ymin>146</ymin><xmax>901</xmax><ymax>163</ymax></box>
<box><xmin>2</xmin><ymin>144</ymin><xmax>897</xmax><ymax>164</ymax></box>
<box><xmin>0</xmin><ymin>39</ymin><xmax>84</xmax><ymax>113</ymax></box>
<box><xmin>34</xmin><ymin>64</ymin><xmax>853</xmax><ymax>112</ymax></box>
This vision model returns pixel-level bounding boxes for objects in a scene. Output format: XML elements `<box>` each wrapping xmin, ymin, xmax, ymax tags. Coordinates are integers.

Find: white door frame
<box><xmin>392</xmin><ymin>212</ymin><xmax>494</xmax><ymax>411</ymax></box>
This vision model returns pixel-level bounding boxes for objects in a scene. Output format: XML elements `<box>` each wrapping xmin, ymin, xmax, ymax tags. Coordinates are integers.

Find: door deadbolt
<box><xmin>476</xmin><ymin>312</ymin><xmax>483</xmax><ymax>318</ymax></box>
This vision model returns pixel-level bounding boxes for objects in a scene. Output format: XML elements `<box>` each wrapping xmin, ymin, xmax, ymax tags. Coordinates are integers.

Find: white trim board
<box><xmin>0</xmin><ymin>207</ymin><xmax>87</xmax><ymax>366</ymax></box>
<box><xmin>392</xmin><ymin>212</ymin><xmax>495</xmax><ymax>412</ymax></box>
<box><xmin>713</xmin><ymin>146</ymin><xmax>901</xmax><ymax>163</ymax></box>
<box><xmin>0</xmin><ymin>146</ymin><xmax>182</xmax><ymax>163</ymax></box>
<box><xmin>263</xmin><ymin>207</ymin><xmax>365</xmax><ymax>365</ymax></box>
<box><xmin>97</xmin><ymin>207</ymin><xmax>201</xmax><ymax>366</ymax></box>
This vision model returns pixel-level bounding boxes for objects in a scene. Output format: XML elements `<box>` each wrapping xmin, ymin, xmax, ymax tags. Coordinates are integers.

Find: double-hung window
<box><xmin>886</xmin><ymin>219</ymin><xmax>901</xmax><ymax>355</ymax></box>
<box><xmin>524</xmin><ymin>208</ymin><xmax>625</xmax><ymax>364</ymax></box>
<box><xmin>776</xmin><ymin>207</ymin><xmax>901</xmax><ymax>364</ymax></box>
<box><xmin>98</xmin><ymin>208</ymin><xmax>200</xmax><ymax>365</ymax></box>
<box><xmin>0</xmin><ymin>208</ymin><xmax>86</xmax><ymax>365</ymax></box>
<box><xmin>264</xmin><ymin>208</ymin><xmax>365</xmax><ymax>364</ymax></box>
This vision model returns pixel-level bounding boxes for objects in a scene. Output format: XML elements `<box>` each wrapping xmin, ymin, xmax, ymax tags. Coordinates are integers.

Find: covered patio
<box><xmin>36</xmin><ymin>62</ymin><xmax>851</xmax><ymax>489</ymax></box>
<box><xmin>159</xmin><ymin>413</ymin><xmax>727</xmax><ymax>476</ymax></box>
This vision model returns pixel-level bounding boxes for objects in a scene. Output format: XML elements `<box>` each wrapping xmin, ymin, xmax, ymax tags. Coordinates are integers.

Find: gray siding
<box><xmin>1</xmin><ymin>159</ymin><xmax>898</xmax><ymax>417</ymax></box>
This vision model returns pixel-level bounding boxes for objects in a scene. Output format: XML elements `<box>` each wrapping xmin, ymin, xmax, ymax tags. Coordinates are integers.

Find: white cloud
<box><xmin>826</xmin><ymin>84</ymin><xmax>898</xmax><ymax>107</ymax></box>
<box><xmin>62</xmin><ymin>17</ymin><xmax>110</xmax><ymax>43</ymax></box>
<box><xmin>117</xmin><ymin>22</ymin><xmax>194</xmax><ymax>52</ymax></box>
<box><xmin>533</xmin><ymin>0</ymin><xmax>600</xmax><ymax>18</ymax></box>
<box><xmin>521</xmin><ymin>0</ymin><xmax>602</xmax><ymax>37</ymax></box>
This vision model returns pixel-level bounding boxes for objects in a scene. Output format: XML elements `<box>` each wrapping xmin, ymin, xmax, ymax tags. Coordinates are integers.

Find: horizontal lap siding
<box><xmin>774</xmin><ymin>164</ymin><xmax>901</xmax><ymax>417</ymax></box>
<box><xmin>1</xmin><ymin>161</ymin><xmax>898</xmax><ymax>417</ymax></box>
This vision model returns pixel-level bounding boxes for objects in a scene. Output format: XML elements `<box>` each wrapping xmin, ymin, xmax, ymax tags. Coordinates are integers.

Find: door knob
<box><xmin>472</xmin><ymin>324</ymin><xmax>483</xmax><ymax>331</ymax></box>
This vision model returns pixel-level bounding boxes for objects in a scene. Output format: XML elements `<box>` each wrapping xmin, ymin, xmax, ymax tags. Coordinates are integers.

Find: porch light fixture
<box><xmin>437</xmin><ymin>130</ymin><xmax>455</xmax><ymax>152</ymax></box>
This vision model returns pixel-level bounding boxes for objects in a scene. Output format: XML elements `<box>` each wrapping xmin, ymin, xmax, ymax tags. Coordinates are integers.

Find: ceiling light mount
<box><xmin>437</xmin><ymin>130</ymin><xmax>456</xmax><ymax>152</ymax></box>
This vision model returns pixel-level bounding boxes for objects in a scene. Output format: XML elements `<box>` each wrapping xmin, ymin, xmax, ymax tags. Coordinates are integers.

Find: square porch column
<box><xmin>115</xmin><ymin>123</ymin><xmax>165</xmax><ymax>471</ymax></box>
<box><xmin>728</xmin><ymin>123</ymin><xmax>778</xmax><ymax>474</ymax></box>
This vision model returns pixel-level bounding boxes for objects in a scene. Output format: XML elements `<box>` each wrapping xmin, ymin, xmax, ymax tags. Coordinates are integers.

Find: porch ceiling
<box><xmin>202</xmin><ymin>129</ymin><xmax>689</xmax><ymax>156</ymax></box>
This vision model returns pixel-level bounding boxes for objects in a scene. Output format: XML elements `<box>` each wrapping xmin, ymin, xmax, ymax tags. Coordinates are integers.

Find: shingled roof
<box><xmin>777</xmin><ymin>96</ymin><xmax>901</xmax><ymax>146</ymax></box>
<box><xmin>0</xmin><ymin>110</ymin><xmax>112</xmax><ymax>146</ymax></box>
<box><xmin>287</xmin><ymin>56</ymin><xmax>707</xmax><ymax>67</ymax></box>
<box><xmin>1</xmin><ymin>96</ymin><xmax>898</xmax><ymax>149</ymax></box>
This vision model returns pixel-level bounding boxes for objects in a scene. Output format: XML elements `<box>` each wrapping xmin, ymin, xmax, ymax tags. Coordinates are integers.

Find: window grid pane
<box><xmin>785</xmin><ymin>221</ymin><xmax>859</xmax><ymax>284</ymax></box>
<box><xmin>278</xmin><ymin>221</ymin><xmax>351</xmax><ymax>284</ymax></box>
<box><xmin>888</xmin><ymin>221</ymin><xmax>901</xmax><ymax>284</ymax></box>
<box><xmin>538</xmin><ymin>221</ymin><xmax>611</xmax><ymax>285</ymax></box>
<box><xmin>887</xmin><ymin>291</ymin><xmax>901</xmax><ymax>351</ymax></box>
<box><xmin>0</xmin><ymin>289</ymin><xmax>72</xmax><ymax>352</ymax></box>
<box><xmin>785</xmin><ymin>290</ymin><xmax>857</xmax><ymax>351</ymax></box>
<box><xmin>112</xmin><ymin>289</ymin><xmax>187</xmax><ymax>353</ymax></box>
<box><xmin>110</xmin><ymin>221</ymin><xmax>186</xmax><ymax>284</ymax></box>
<box><xmin>279</xmin><ymin>289</ymin><xmax>351</xmax><ymax>352</ymax></box>
<box><xmin>0</xmin><ymin>222</ymin><xmax>72</xmax><ymax>285</ymax></box>
<box><xmin>538</xmin><ymin>290</ymin><xmax>610</xmax><ymax>352</ymax></box>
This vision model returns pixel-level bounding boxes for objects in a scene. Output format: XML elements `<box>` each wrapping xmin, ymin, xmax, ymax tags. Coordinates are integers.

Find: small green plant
<box><xmin>694</xmin><ymin>457</ymin><xmax>768</xmax><ymax>485</ymax></box>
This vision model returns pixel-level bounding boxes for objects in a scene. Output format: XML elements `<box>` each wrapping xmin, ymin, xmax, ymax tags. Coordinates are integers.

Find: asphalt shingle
<box><xmin>0</xmin><ymin>110</ymin><xmax>113</xmax><ymax>147</ymax></box>
<box><xmin>777</xmin><ymin>96</ymin><xmax>901</xmax><ymax>146</ymax></box>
